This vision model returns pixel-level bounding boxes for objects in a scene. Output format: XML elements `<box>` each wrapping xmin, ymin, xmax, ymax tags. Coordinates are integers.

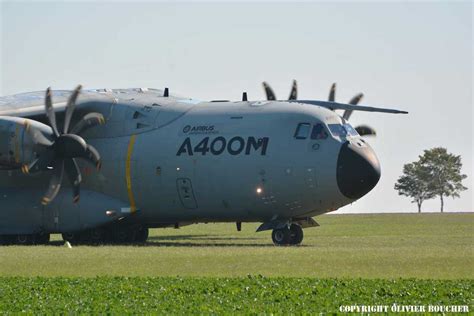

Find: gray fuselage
<box><xmin>0</xmin><ymin>88</ymin><xmax>379</xmax><ymax>234</ymax></box>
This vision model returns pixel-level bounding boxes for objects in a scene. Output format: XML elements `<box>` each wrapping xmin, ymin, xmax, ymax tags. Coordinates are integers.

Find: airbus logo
<box><xmin>182</xmin><ymin>125</ymin><xmax>217</xmax><ymax>134</ymax></box>
<box><xmin>183</xmin><ymin>125</ymin><xmax>191</xmax><ymax>133</ymax></box>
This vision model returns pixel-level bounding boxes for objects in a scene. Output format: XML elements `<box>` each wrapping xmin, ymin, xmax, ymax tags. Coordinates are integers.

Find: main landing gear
<box><xmin>0</xmin><ymin>233</ymin><xmax>50</xmax><ymax>245</ymax></box>
<box><xmin>271</xmin><ymin>224</ymin><xmax>304</xmax><ymax>246</ymax></box>
<box><xmin>62</xmin><ymin>225</ymin><xmax>149</xmax><ymax>245</ymax></box>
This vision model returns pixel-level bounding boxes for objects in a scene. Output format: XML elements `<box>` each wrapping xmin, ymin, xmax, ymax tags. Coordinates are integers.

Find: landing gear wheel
<box><xmin>62</xmin><ymin>226</ymin><xmax>147</xmax><ymax>245</ymax></box>
<box><xmin>35</xmin><ymin>233</ymin><xmax>50</xmax><ymax>245</ymax></box>
<box><xmin>113</xmin><ymin>227</ymin><xmax>134</xmax><ymax>243</ymax></box>
<box><xmin>135</xmin><ymin>227</ymin><xmax>149</xmax><ymax>243</ymax></box>
<box><xmin>0</xmin><ymin>235</ymin><xmax>13</xmax><ymax>245</ymax></box>
<box><xmin>62</xmin><ymin>233</ymin><xmax>80</xmax><ymax>244</ymax></box>
<box><xmin>89</xmin><ymin>228</ymin><xmax>106</xmax><ymax>244</ymax></box>
<box><xmin>15</xmin><ymin>234</ymin><xmax>34</xmax><ymax>245</ymax></box>
<box><xmin>271</xmin><ymin>224</ymin><xmax>304</xmax><ymax>246</ymax></box>
<box><xmin>289</xmin><ymin>224</ymin><xmax>303</xmax><ymax>245</ymax></box>
<box><xmin>272</xmin><ymin>228</ymin><xmax>290</xmax><ymax>246</ymax></box>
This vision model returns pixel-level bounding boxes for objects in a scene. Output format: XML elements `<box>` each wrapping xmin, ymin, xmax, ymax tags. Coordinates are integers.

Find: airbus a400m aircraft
<box><xmin>0</xmin><ymin>81</ymin><xmax>407</xmax><ymax>246</ymax></box>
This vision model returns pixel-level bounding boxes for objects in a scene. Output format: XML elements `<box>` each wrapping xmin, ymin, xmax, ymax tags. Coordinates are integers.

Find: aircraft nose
<box><xmin>336</xmin><ymin>141</ymin><xmax>381</xmax><ymax>200</ymax></box>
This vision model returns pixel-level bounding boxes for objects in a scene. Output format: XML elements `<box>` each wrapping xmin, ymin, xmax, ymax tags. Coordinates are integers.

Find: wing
<box><xmin>0</xmin><ymin>90</ymin><xmax>71</xmax><ymax>117</ymax></box>
<box><xmin>292</xmin><ymin>100</ymin><xmax>408</xmax><ymax>114</ymax></box>
<box><xmin>0</xmin><ymin>88</ymin><xmax>180</xmax><ymax>118</ymax></box>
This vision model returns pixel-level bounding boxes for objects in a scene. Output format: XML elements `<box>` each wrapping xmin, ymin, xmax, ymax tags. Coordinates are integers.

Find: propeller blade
<box><xmin>63</xmin><ymin>85</ymin><xmax>82</xmax><ymax>134</ymax></box>
<box><xmin>45</xmin><ymin>87</ymin><xmax>60</xmax><ymax>137</ymax></box>
<box><xmin>24</xmin><ymin>121</ymin><xmax>53</xmax><ymax>147</ymax></box>
<box><xmin>288</xmin><ymin>80</ymin><xmax>297</xmax><ymax>100</ymax></box>
<box><xmin>349</xmin><ymin>93</ymin><xmax>364</xmax><ymax>105</ymax></box>
<box><xmin>355</xmin><ymin>125</ymin><xmax>377</xmax><ymax>137</ymax></box>
<box><xmin>21</xmin><ymin>85</ymin><xmax>103</xmax><ymax>206</ymax></box>
<box><xmin>343</xmin><ymin>93</ymin><xmax>364</xmax><ymax>121</ymax></box>
<box><xmin>262</xmin><ymin>82</ymin><xmax>277</xmax><ymax>101</ymax></box>
<box><xmin>22</xmin><ymin>150</ymin><xmax>54</xmax><ymax>174</ymax></box>
<box><xmin>328</xmin><ymin>83</ymin><xmax>336</xmax><ymax>102</ymax></box>
<box><xmin>41</xmin><ymin>159</ymin><xmax>64</xmax><ymax>205</ymax></box>
<box><xmin>70</xmin><ymin>112</ymin><xmax>105</xmax><ymax>135</ymax></box>
<box><xmin>65</xmin><ymin>158</ymin><xmax>82</xmax><ymax>203</ymax></box>
<box><xmin>81</xmin><ymin>144</ymin><xmax>102</xmax><ymax>170</ymax></box>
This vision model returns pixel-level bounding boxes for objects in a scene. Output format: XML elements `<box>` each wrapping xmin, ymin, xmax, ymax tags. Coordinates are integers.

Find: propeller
<box><xmin>288</xmin><ymin>80</ymin><xmax>297</xmax><ymax>100</ymax></box>
<box><xmin>262</xmin><ymin>82</ymin><xmax>277</xmax><ymax>101</ymax></box>
<box><xmin>328</xmin><ymin>83</ymin><xmax>336</xmax><ymax>102</ymax></box>
<box><xmin>261</xmin><ymin>80</ymin><xmax>376</xmax><ymax>137</ymax></box>
<box><xmin>354</xmin><ymin>125</ymin><xmax>377</xmax><ymax>137</ymax></box>
<box><xmin>326</xmin><ymin>83</ymin><xmax>375</xmax><ymax>136</ymax></box>
<box><xmin>342</xmin><ymin>92</ymin><xmax>364</xmax><ymax>120</ymax></box>
<box><xmin>22</xmin><ymin>85</ymin><xmax>105</xmax><ymax>205</ymax></box>
<box><xmin>262</xmin><ymin>80</ymin><xmax>298</xmax><ymax>101</ymax></box>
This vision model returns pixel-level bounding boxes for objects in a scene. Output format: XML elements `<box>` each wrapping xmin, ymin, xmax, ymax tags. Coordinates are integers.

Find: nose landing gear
<box><xmin>271</xmin><ymin>224</ymin><xmax>304</xmax><ymax>246</ymax></box>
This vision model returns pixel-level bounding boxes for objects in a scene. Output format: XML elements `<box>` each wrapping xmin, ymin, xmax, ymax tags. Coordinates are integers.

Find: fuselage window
<box><xmin>311</xmin><ymin>123</ymin><xmax>329</xmax><ymax>140</ymax></box>
<box><xmin>294</xmin><ymin>123</ymin><xmax>311</xmax><ymax>139</ymax></box>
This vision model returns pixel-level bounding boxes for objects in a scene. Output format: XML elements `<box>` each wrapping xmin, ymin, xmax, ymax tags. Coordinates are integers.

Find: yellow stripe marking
<box><xmin>126</xmin><ymin>134</ymin><xmax>137</xmax><ymax>213</ymax></box>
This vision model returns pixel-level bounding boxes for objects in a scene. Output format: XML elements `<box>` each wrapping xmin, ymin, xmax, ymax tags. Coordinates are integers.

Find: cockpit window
<box><xmin>311</xmin><ymin>123</ymin><xmax>328</xmax><ymax>140</ymax></box>
<box><xmin>328</xmin><ymin>123</ymin><xmax>359</xmax><ymax>137</ymax></box>
<box><xmin>294</xmin><ymin>123</ymin><xmax>311</xmax><ymax>139</ymax></box>
<box><xmin>328</xmin><ymin>124</ymin><xmax>347</xmax><ymax>137</ymax></box>
<box><xmin>344</xmin><ymin>124</ymin><xmax>359</xmax><ymax>136</ymax></box>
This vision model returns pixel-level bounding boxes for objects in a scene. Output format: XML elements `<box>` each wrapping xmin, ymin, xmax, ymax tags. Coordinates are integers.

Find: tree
<box><xmin>394</xmin><ymin>161</ymin><xmax>435</xmax><ymax>212</ymax></box>
<box><xmin>418</xmin><ymin>147</ymin><xmax>468</xmax><ymax>212</ymax></box>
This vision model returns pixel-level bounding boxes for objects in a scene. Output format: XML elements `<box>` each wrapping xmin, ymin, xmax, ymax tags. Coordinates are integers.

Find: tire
<box><xmin>289</xmin><ymin>224</ymin><xmax>304</xmax><ymax>245</ymax></box>
<box><xmin>15</xmin><ymin>234</ymin><xmax>34</xmax><ymax>245</ymax></box>
<box><xmin>89</xmin><ymin>228</ymin><xmax>106</xmax><ymax>244</ymax></box>
<box><xmin>272</xmin><ymin>228</ymin><xmax>290</xmax><ymax>246</ymax></box>
<box><xmin>0</xmin><ymin>235</ymin><xmax>13</xmax><ymax>245</ymax></box>
<box><xmin>35</xmin><ymin>233</ymin><xmax>50</xmax><ymax>245</ymax></box>
<box><xmin>135</xmin><ymin>227</ymin><xmax>149</xmax><ymax>243</ymax></box>
<box><xmin>62</xmin><ymin>233</ymin><xmax>81</xmax><ymax>244</ymax></box>
<box><xmin>113</xmin><ymin>227</ymin><xmax>134</xmax><ymax>244</ymax></box>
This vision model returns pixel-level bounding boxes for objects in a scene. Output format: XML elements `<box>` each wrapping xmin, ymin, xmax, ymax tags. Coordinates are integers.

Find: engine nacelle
<box><xmin>0</xmin><ymin>116</ymin><xmax>51</xmax><ymax>169</ymax></box>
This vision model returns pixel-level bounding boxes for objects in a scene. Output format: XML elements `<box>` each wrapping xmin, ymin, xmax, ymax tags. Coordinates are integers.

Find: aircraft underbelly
<box><xmin>0</xmin><ymin>187</ymin><xmax>131</xmax><ymax>234</ymax></box>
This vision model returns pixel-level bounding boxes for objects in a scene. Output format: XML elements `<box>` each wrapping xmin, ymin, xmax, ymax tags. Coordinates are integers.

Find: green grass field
<box><xmin>0</xmin><ymin>277</ymin><xmax>471</xmax><ymax>314</ymax></box>
<box><xmin>0</xmin><ymin>213</ymin><xmax>472</xmax><ymax>313</ymax></box>
<box><xmin>1</xmin><ymin>213</ymin><xmax>472</xmax><ymax>278</ymax></box>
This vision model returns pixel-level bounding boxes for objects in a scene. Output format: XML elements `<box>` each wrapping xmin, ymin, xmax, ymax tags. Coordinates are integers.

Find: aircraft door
<box><xmin>176</xmin><ymin>178</ymin><xmax>198</xmax><ymax>209</ymax></box>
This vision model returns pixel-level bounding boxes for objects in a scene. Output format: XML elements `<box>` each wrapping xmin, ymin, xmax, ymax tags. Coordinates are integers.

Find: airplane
<box><xmin>0</xmin><ymin>81</ymin><xmax>407</xmax><ymax>246</ymax></box>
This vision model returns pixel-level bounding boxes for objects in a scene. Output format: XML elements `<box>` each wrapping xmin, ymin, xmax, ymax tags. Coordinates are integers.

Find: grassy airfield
<box><xmin>0</xmin><ymin>213</ymin><xmax>472</xmax><ymax>313</ymax></box>
<box><xmin>1</xmin><ymin>213</ymin><xmax>472</xmax><ymax>278</ymax></box>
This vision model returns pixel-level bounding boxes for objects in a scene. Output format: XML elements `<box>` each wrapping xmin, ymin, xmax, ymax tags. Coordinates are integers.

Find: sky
<box><xmin>1</xmin><ymin>1</ymin><xmax>472</xmax><ymax>213</ymax></box>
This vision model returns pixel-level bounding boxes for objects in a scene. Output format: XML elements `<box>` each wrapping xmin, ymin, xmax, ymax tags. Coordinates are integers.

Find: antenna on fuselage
<box><xmin>163</xmin><ymin>88</ymin><xmax>169</xmax><ymax>97</ymax></box>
